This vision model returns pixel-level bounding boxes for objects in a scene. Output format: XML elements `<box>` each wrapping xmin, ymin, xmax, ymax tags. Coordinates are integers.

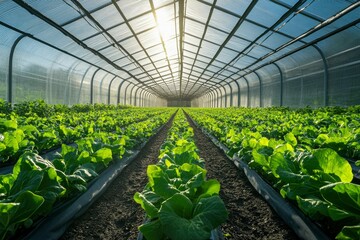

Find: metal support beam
<box><xmin>139</xmin><ymin>89</ymin><xmax>145</xmax><ymax>107</ymax></box>
<box><xmin>99</xmin><ymin>73</ymin><xmax>109</xmax><ymax>104</ymax></box>
<box><xmin>253</xmin><ymin>71</ymin><xmax>263</xmax><ymax>107</ymax></box>
<box><xmin>242</xmin><ymin>77</ymin><xmax>250</xmax><ymax>108</ymax></box>
<box><xmin>117</xmin><ymin>80</ymin><xmax>127</xmax><ymax>105</ymax></box>
<box><xmin>312</xmin><ymin>44</ymin><xmax>329</xmax><ymax>106</ymax></box>
<box><xmin>227</xmin><ymin>82</ymin><xmax>233</xmax><ymax>107</ymax></box>
<box><xmin>77</xmin><ymin>66</ymin><xmax>93</xmax><ymax>104</ymax></box>
<box><xmin>134</xmin><ymin>85</ymin><xmax>141</xmax><ymax>106</ymax></box>
<box><xmin>273</xmin><ymin>63</ymin><xmax>283</xmax><ymax>106</ymax></box>
<box><xmin>108</xmin><ymin>76</ymin><xmax>117</xmax><ymax>105</ymax></box>
<box><xmin>8</xmin><ymin>35</ymin><xmax>26</xmax><ymax>104</ymax></box>
<box><xmin>124</xmin><ymin>83</ymin><xmax>132</xmax><ymax>105</ymax></box>
<box><xmin>90</xmin><ymin>69</ymin><xmax>101</xmax><ymax>104</ymax></box>
<box><xmin>233</xmin><ymin>79</ymin><xmax>241</xmax><ymax>107</ymax></box>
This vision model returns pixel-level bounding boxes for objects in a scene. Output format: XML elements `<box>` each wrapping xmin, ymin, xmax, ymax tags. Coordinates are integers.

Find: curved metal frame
<box><xmin>107</xmin><ymin>75</ymin><xmax>117</xmax><ymax>104</ymax></box>
<box><xmin>77</xmin><ymin>65</ymin><xmax>93</xmax><ymax>104</ymax></box>
<box><xmin>253</xmin><ymin>71</ymin><xmax>263</xmax><ymax>107</ymax></box>
<box><xmin>124</xmin><ymin>83</ymin><xmax>132</xmax><ymax>105</ymax></box>
<box><xmin>272</xmin><ymin>62</ymin><xmax>283</xmax><ymax>106</ymax></box>
<box><xmin>90</xmin><ymin>68</ymin><xmax>101</xmax><ymax>104</ymax></box>
<box><xmin>311</xmin><ymin>44</ymin><xmax>329</xmax><ymax>106</ymax></box>
<box><xmin>8</xmin><ymin>35</ymin><xmax>27</xmax><ymax>104</ymax></box>
<box><xmin>98</xmin><ymin>73</ymin><xmax>109</xmax><ymax>104</ymax></box>
<box><xmin>117</xmin><ymin>79</ymin><xmax>128</xmax><ymax>105</ymax></box>
<box><xmin>242</xmin><ymin>76</ymin><xmax>250</xmax><ymax>107</ymax></box>
<box><xmin>129</xmin><ymin>84</ymin><xmax>138</xmax><ymax>106</ymax></box>
<box><xmin>65</xmin><ymin>62</ymin><xmax>83</xmax><ymax>105</ymax></box>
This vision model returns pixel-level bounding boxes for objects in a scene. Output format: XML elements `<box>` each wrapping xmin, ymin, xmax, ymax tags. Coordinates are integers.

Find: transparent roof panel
<box><xmin>247</xmin><ymin>1</ymin><xmax>288</xmax><ymax>28</ymax></box>
<box><xmin>1</xmin><ymin>0</ymin><xmax>358</xmax><ymax>99</ymax></box>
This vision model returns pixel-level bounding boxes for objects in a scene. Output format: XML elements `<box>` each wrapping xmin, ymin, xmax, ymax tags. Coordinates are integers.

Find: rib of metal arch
<box><xmin>99</xmin><ymin>73</ymin><xmax>110</xmax><ymax>104</ymax></box>
<box><xmin>117</xmin><ymin>80</ymin><xmax>127</xmax><ymax>104</ymax></box>
<box><xmin>252</xmin><ymin>71</ymin><xmax>263</xmax><ymax>107</ymax></box>
<box><xmin>272</xmin><ymin>62</ymin><xmax>283</xmax><ymax>106</ymax></box>
<box><xmin>186</xmin><ymin>2</ymin><xmax>321</xmax><ymax>99</ymax></box>
<box><xmin>210</xmin><ymin>2</ymin><xmax>360</xmax><ymax>90</ymax></box>
<box><xmin>182</xmin><ymin>0</ymin><xmax>218</xmax><ymax>97</ymax></box>
<box><xmin>90</xmin><ymin>69</ymin><xmax>100</xmax><ymax>104</ymax></box>
<box><xmin>129</xmin><ymin>84</ymin><xmax>136</xmax><ymax>106</ymax></box>
<box><xmin>13</xmin><ymin>0</ymin><xmax>162</xmax><ymax>97</ymax></box>
<box><xmin>132</xmin><ymin>83</ymin><xmax>146</xmax><ymax>106</ymax></box>
<box><xmin>64</xmin><ymin>61</ymin><xmax>82</xmax><ymax>105</ymax></box>
<box><xmin>108</xmin><ymin>76</ymin><xmax>118</xmax><ymax>104</ymax></box>
<box><xmin>187</xmin><ymin>0</ymin><xmax>306</xmax><ymax>98</ymax></box>
<box><xmin>235</xmin><ymin>18</ymin><xmax>360</xmax><ymax>99</ymax></box>
<box><xmin>8</xmin><ymin>35</ymin><xmax>27</xmax><ymax>104</ymax></box>
<box><xmin>237</xmin><ymin>2</ymin><xmax>360</xmax><ymax>75</ymax></box>
<box><xmin>124</xmin><ymin>83</ymin><xmax>132</xmax><ymax>105</ymax></box>
<box><xmin>77</xmin><ymin>66</ymin><xmax>93</xmax><ymax>103</ymax></box>
<box><xmin>182</xmin><ymin>0</ymin><xmax>259</xmax><ymax>98</ymax></box>
<box><xmin>195</xmin><ymin>8</ymin><xmax>358</xmax><ymax>105</ymax></box>
<box><xmin>110</xmin><ymin>0</ymin><xmax>175</xmax><ymax>97</ymax></box>
<box><xmin>178</xmin><ymin>0</ymin><xmax>185</xmax><ymax>98</ymax></box>
<box><xmin>139</xmin><ymin>88</ymin><xmax>145</xmax><ymax>107</ymax></box>
<box><xmin>72</xmin><ymin>0</ymin><xmax>173</xmax><ymax>98</ymax></box>
<box><xmin>2</xmin><ymin>21</ymin><xmax>160</xmax><ymax>105</ymax></box>
<box><xmin>148</xmin><ymin>0</ymin><xmax>178</xmax><ymax>96</ymax></box>
<box><xmin>134</xmin><ymin>84</ymin><xmax>147</xmax><ymax>106</ymax></box>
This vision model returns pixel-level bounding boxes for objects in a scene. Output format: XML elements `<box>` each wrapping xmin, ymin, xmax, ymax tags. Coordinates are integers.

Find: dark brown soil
<box><xmin>60</xmin><ymin>116</ymin><xmax>174</xmax><ymax>240</ymax></box>
<box><xmin>61</xmin><ymin>111</ymin><xmax>299</xmax><ymax>240</ymax></box>
<box><xmin>185</xmin><ymin>113</ymin><xmax>299</xmax><ymax>240</ymax></box>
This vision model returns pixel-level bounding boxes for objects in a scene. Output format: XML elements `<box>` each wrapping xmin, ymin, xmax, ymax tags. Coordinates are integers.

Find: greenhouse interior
<box><xmin>0</xmin><ymin>0</ymin><xmax>359</xmax><ymax>240</ymax></box>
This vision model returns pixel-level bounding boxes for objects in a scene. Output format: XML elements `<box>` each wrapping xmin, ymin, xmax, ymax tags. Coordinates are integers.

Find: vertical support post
<box><xmin>90</xmin><ymin>69</ymin><xmax>101</xmax><ymax>104</ymax></box>
<box><xmin>253</xmin><ymin>71</ymin><xmax>263</xmax><ymax>107</ymax></box>
<box><xmin>117</xmin><ymin>80</ymin><xmax>127</xmax><ymax>105</ymax></box>
<box><xmin>99</xmin><ymin>73</ymin><xmax>109</xmax><ymax>104</ymax></box>
<box><xmin>124</xmin><ymin>83</ymin><xmax>131</xmax><ymax>105</ymax></box>
<box><xmin>108</xmin><ymin>76</ymin><xmax>117</xmax><ymax>105</ymax></box>
<box><xmin>77</xmin><ymin>65</ymin><xmax>93</xmax><ymax>104</ymax></box>
<box><xmin>215</xmin><ymin>88</ymin><xmax>221</xmax><ymax>108</ymax></box>
<box><xmin>273</xmin><ymin>62</ymin><xmax>283</xmax><ymax>106</ymax></box>
<box><xmin>8</xmin><ymin>35</ymin><xmax>26</xmax><ymax>105</ymax></box>
<box><xmin>134</xmin><ymin>85</ymin><xmax>141</xmax><ymax>106</ymax></box>
<box><xmin>227</xmin><ymin>82</ymin><xmax>233</xmax><ymax>107</ymax></box>
<box><xmin>234</xmin><ymin>79</ymin><xmax>241</xmax><ymax>107</ymax></box>
<box><xmin>312</xmin><ymin>44</ymin><xmax>329</xmax><ymax>106</ymax></box>
<box><xmin>139</xmin><ymin>89</ymin><xmax>145</xmax><ymax>107</ymax></box>
<box><xmin>129</xmin><ymin>84</ymin><xmax>136</xmax><ymax>106</ymax></box>
<box><xmin>243</xmin><ymin>77</ymin><xmax>250</xmax><ymax>107</ymax></box>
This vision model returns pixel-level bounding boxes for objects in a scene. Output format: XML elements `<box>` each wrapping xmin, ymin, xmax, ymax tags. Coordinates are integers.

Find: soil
<box><xmin>60</xmin><ymin>116</ymin><xmax>175</xmax><ymax>240</ymax></box>
<box><xmin>185</xmin><ymin>113</ymin><xmax>299</xmax><ymax>240</ymax></box>
<box><xmin>61</xmin><ymin>111</ymin><xmax>299</xmax><ymax>240</ymax></box>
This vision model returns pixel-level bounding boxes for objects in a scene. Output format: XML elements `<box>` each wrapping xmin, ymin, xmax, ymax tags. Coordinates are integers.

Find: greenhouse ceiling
<box><xmin>1</xmin><ymin>0</ymin><xmax>359</xmax><ymax>101</ymax></box>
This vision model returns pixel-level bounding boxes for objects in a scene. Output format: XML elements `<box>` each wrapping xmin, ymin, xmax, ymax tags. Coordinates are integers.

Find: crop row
<box><xmin>186</xmin><ymin>107</ymin><xmax>360</xmax><ymax>240</ymax></box>
<box><xmin>134</xmin><ymin>110</ymin><xmax>228</xmax><ymax>240</ymax></box>
<box><xmin>0</xmin><ymin>106</ymin><xmax>166</xmax><ymax>166</ymax></box>
<box><xmin>0</xmin><ymin>107</ymin><xmax>175</xmax><ymax>240</ymax></box>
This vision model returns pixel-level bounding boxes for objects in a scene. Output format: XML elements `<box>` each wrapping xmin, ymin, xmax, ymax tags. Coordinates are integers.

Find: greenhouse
<box><xmin>0</xmin><ymin>0</ymin><xmax>359</xmax><ymax>240</ymax></box>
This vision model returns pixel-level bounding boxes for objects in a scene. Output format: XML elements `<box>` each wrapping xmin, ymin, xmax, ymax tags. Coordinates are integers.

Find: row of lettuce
<box><xmin>0</xmin><ymin>104</ymin><xmax>175</xmax><ymax>240</ymax></box>
<box><xmin>0</xmin><ymin>102</ymin><xmax>162</xmax><ymax>166</ymax></box>
<box><xmin>134</xmin><ymin>110</ymin><xmax>228</xmax><ymax>240</ymax></box>
<box><xmin>186</xmin><ymin>107</ymin><xmax>360</xmax><ymax>240</ymax></box>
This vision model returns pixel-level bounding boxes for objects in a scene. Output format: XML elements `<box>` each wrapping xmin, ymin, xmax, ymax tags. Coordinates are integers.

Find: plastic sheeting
<box><xmin>0</xmin><ymin>1</ymin><xmax>359</xmax><ymax>107</ymax></box>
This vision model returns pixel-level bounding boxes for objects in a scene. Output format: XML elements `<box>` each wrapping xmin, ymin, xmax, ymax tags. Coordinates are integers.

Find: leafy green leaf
<box><xmin>336</xmin><ymin>225</ymin><xmax>360</xmax><ymax>240</ymax></box>
<box><xmin>138</xmin><ymin>219</ymin><xmax>165</xmax><ymax>240</ymax></box>
<box><xmin>134</xmin><ymin>191</ymin><xmax>160</xmax><ymax>218</ymax></box>
<box><xmin>320</xmin><ymin>182</ymin><xmax>360</xmax><ymax>217</ymax></box>
<box><xmin>284</xmin><ymin>132</ymin><xmax>297</xmax><ymax>147</ymax></box>
<box><xmin>157</xmin><ymin>194</ymin><xmax>228</xmax><ymax>240</ymax></box>
<box><xmin>302</xmin><ymin>148</ymin><xmax>353</xmax><ymax>182</ymax></box>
